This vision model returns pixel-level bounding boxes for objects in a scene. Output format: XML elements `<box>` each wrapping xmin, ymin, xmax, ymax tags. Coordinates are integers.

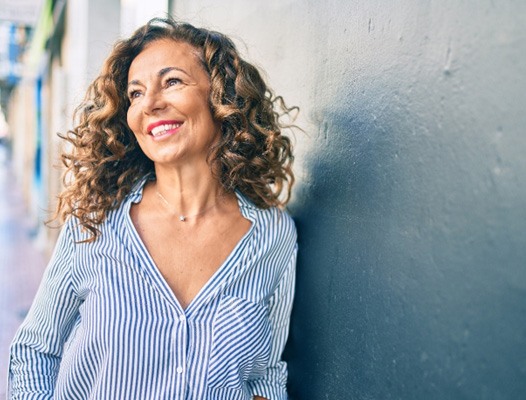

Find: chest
<box><xmin>63</xmin><ymin>254</ymin><xmax>274</xmax><ymax>397</ymax></box>
<box><xmin>130</xmin><ymin>207</ymin><xmax>252</xmax><ymax>309</ymax></box>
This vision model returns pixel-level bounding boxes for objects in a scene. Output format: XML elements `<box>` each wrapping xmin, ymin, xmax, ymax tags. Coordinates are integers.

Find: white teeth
<box><xmin>150</xmin><ymin>123</ymin><xmax>181</xmax><ymax>136</ymax></box>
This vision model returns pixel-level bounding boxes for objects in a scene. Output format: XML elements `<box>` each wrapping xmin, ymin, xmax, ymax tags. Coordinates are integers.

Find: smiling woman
<box><xmin>126</xmin><ymin>39</ymin><xmax>220</xmax><ymax>168</ymax></box>
<box><xmin>8</xmin><ymin>18</ymin><xmax>298</xmax><ymax>400</ymax></box>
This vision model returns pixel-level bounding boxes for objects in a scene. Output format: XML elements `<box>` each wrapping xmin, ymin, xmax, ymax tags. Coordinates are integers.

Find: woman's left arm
<box><xmin>248</xmin><ymin>244</ymin><xmax>298</xmax><ymax>400</ymax></box>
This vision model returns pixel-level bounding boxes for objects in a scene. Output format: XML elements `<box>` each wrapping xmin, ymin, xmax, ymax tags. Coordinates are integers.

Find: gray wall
<box><xmin>174</xmin><ymin>1</ymin><xmax>526</xmax><ymax>398</ymax></box>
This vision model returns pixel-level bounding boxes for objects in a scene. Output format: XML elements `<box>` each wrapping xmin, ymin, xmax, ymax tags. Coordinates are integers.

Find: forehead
<box><xmin>128</xmin><ymin>39</ymin><xmax>205</xmax><ymax>78</ymax></box>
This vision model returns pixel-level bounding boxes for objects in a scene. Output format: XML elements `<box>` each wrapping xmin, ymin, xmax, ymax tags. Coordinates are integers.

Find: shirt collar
<box><xmin>128</xmin><ymin>174</ymin><xmax>153</xmax><ymax>204</ymax></box>
<box><xmin>126</xmin><ymin>174</ymin><xmax>260</xmax><ymax>212</ymax></box>
<box><xmin>234</xmin><ymin>189</ymin><xmax>258</xmax><ymax>211</ymax></box>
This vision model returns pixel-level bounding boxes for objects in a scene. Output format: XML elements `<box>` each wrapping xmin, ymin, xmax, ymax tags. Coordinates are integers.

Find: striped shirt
<box><xmin>8</xmin><ymin>178</ymin><xmax>297</xmax><ymax>400</ymax></box>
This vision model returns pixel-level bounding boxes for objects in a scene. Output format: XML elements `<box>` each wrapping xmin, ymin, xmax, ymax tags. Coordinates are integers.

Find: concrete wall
<box><xmin>172</xmin><ymin>1</ymin><xmax>526</xmax><ymax>399</ymax></box>
<box><xmin>65</xmin><ymin>0</ymin><xmax>121</xmax><ymax>111</ymax></box>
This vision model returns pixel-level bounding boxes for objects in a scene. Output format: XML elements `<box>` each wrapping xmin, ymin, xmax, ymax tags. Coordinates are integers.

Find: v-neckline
<box><xmin>124</xmin><ymin>179</ymin><xmax>257</xmax><ymax>317</ymax></box>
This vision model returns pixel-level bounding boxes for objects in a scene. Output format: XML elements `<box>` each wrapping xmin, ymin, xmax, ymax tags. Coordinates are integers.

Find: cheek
<box><xmin>126</xmin><ymin>106</ymin><xmax>140</xmax><ymax>134</ymax></box>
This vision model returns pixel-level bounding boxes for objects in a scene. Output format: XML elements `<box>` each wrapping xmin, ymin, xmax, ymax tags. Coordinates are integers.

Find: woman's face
<box><xmin>126</xmin><ymin>38</ymin><xmax>219</xmax><ymax>167</ymax></box>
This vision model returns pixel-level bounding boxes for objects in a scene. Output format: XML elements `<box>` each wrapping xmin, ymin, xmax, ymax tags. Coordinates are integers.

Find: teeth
<box><xmin>150</xmin><ymin>123</ymin><xmax>181</xmax><ymax>136</ymax></box>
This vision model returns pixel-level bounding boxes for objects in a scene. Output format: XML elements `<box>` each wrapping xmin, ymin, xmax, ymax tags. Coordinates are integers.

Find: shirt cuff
<box><xmin>247</xmin><ymin>378</ymin><xmax>288</xmax><ymax>400</ymax></box>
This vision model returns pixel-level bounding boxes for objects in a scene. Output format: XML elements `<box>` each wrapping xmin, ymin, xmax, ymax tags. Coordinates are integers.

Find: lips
<box><xmin>147</xmin><ymin>120</ymin><xmax>183</xmax><ymax>137</ymax></box>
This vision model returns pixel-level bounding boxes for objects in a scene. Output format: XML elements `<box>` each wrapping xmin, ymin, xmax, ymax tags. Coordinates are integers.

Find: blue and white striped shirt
<box><xmin>8</xmin><ymin>178</ymin><xmax>297</xmax><ymax>400</ymax></box>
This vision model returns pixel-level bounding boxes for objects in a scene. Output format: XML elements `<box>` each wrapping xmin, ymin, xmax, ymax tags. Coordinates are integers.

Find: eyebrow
<box><xmin>127</xmin><ymin>66</ymin><xmax>189</xmax><ymax>87</ymax></box>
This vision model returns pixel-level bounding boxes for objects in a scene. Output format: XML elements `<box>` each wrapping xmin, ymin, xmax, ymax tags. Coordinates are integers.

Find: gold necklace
<box><xmin>155</xmin><ymin>190</ymin><xmax>222</xmax><ymax>222</ymax></box>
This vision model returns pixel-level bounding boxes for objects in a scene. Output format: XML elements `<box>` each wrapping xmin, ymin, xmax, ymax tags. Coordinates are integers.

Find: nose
<box><xmin>142</xmin><ymin>88</ymin><xmax>166</xmax><ymax>114</ymax></box>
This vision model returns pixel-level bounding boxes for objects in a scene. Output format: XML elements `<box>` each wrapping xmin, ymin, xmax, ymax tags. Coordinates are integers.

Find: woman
<box><xmin>9</xmin><ymin>17</ymin><xmax>297</xmax><ymax>400</ymax></box>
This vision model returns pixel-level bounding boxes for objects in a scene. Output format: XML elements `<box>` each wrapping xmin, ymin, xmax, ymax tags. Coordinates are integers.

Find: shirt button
<box><xmin>176</xmin><ymin>366</ymin><xmax>183</xmax><ymax>374</ymax></box>
<box><xmin>179</xmin><ymin>315</ymin><xmax>186</xmax><ymax>322</ymax></box>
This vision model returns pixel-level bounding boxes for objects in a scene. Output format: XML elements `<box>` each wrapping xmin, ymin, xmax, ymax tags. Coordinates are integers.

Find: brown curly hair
<box><xmin>55</xmin><ymin>17</ymin><xmax>296</xmax><ymax>241</ymax></box>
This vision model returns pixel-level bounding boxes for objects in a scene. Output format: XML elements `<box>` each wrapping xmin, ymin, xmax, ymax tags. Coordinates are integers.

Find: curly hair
<box><xmin>55</xmin><ymin>17</ymin><xmax>296</xmax><ymax>241</ymax></box>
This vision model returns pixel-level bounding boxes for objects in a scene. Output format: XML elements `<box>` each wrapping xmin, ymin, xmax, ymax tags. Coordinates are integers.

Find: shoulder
<box><xmin>238</xmin><ymin>197</ymin><xmax>297</xmax><ymax>275</ymax></box>
<box><xmin>54</xmin><ymin>175</ymin><xmax>151</xmax><ymax>246</ymax></box>
<box><xmin>237</xmin><ymin>191</ymin><xmax>297</xmax><ymax>245</ymax></box>
<box><xmin>257</xmin><ymin>206</ymin><xmax>297</xmax><ymax>244</ymax></box>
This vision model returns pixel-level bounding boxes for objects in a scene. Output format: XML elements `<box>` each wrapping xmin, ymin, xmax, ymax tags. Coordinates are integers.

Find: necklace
<box><xmin>155</xmin><ymin>190</ymin><xmax>221</xmax><ymax>222</ymax></box>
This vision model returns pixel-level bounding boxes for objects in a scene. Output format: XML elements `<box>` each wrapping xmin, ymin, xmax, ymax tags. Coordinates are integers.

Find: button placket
<box><xmin>174</xmin><ymin>312</ymin><xmax>188</xmax><ymax>395</ymax></box>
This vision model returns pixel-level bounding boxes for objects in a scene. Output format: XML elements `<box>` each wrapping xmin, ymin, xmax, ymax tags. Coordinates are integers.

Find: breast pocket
<box><xmin>207</xmin><ymin>295</ymin><xmax>272</xmax><ymax>391</ymax></box>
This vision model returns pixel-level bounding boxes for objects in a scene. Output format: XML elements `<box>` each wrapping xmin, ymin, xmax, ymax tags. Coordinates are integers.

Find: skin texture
<box><xmin>127</xmin><ymin>38</ymin><xmax>250</xmax><ymax>307</ymax></box>
<box><xmin>126</xmin><ymin>38</ymin><xmax>267</xmax><ymax>399</ymax></box>
<box><xmin>56</xmin><ymin>18</ymin><xmax>295</xmax><ymax>243</ymax></box>
<box><xmin>127</xmin><ymin>39</ymin><xmax>220</xmax><ymax>170</ymax></box>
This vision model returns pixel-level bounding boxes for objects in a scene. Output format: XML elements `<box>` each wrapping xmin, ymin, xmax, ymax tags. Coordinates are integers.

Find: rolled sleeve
<box><xmin>8</xmin><ymin>221</ymin><xmax>81</xmax><ymax>399</ymax></box>
<box><xmin>248</xmin><ymin>244</ymin><xmax>297</xmax><ymax>399</ymax></box>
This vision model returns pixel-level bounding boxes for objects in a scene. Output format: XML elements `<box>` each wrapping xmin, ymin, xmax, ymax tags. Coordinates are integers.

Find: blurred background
<box><xmin>1</xmin><ymin>0</ymin><xmax>525</xmax><ymax>399</ymax></box>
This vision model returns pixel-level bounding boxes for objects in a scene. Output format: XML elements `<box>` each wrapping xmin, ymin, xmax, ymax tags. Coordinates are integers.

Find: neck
<box><xmin>153</xmin><ymin>162</ymin><xmax>223</xmax><ymax>217</ymax></box>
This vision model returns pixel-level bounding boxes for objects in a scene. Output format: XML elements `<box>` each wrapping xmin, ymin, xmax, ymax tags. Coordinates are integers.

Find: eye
<box><xmin>128</xmin><ymin>90</ymin><xmax>142</xmax><ymax>100</ymax></box>
<box><xmin>166</xmin><ymin>77</ymin><xmax>182</xmax><ymax>87</ymax></box>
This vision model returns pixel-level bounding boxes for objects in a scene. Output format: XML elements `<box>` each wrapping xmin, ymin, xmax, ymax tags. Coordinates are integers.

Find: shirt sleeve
<box><xmin>247</xmin><ymin>243</ymin><xmax>298</xmax><ymax>400</ymax></box>
<box><xmin>8</xmin><ymin>221</ymin><xmax>82</xmax><ymax>399</ymax></box>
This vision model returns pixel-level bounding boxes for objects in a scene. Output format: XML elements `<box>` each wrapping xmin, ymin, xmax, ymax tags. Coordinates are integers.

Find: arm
<box><xmin>248</xmin><ymin>244</ymin><xmax>298</xmax><ymax>400</ymax></box>
<box><xmin>8</xmin><ymin>222</ymin><xmax>81</xmax><ymax>399</ymax></box>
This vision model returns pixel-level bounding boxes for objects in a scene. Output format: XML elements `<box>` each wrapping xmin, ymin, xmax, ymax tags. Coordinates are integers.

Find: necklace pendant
<box><xmin>179</xmin><ymin>215</ymin><xmax>186</xmax><ymax>222</ymax></box>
